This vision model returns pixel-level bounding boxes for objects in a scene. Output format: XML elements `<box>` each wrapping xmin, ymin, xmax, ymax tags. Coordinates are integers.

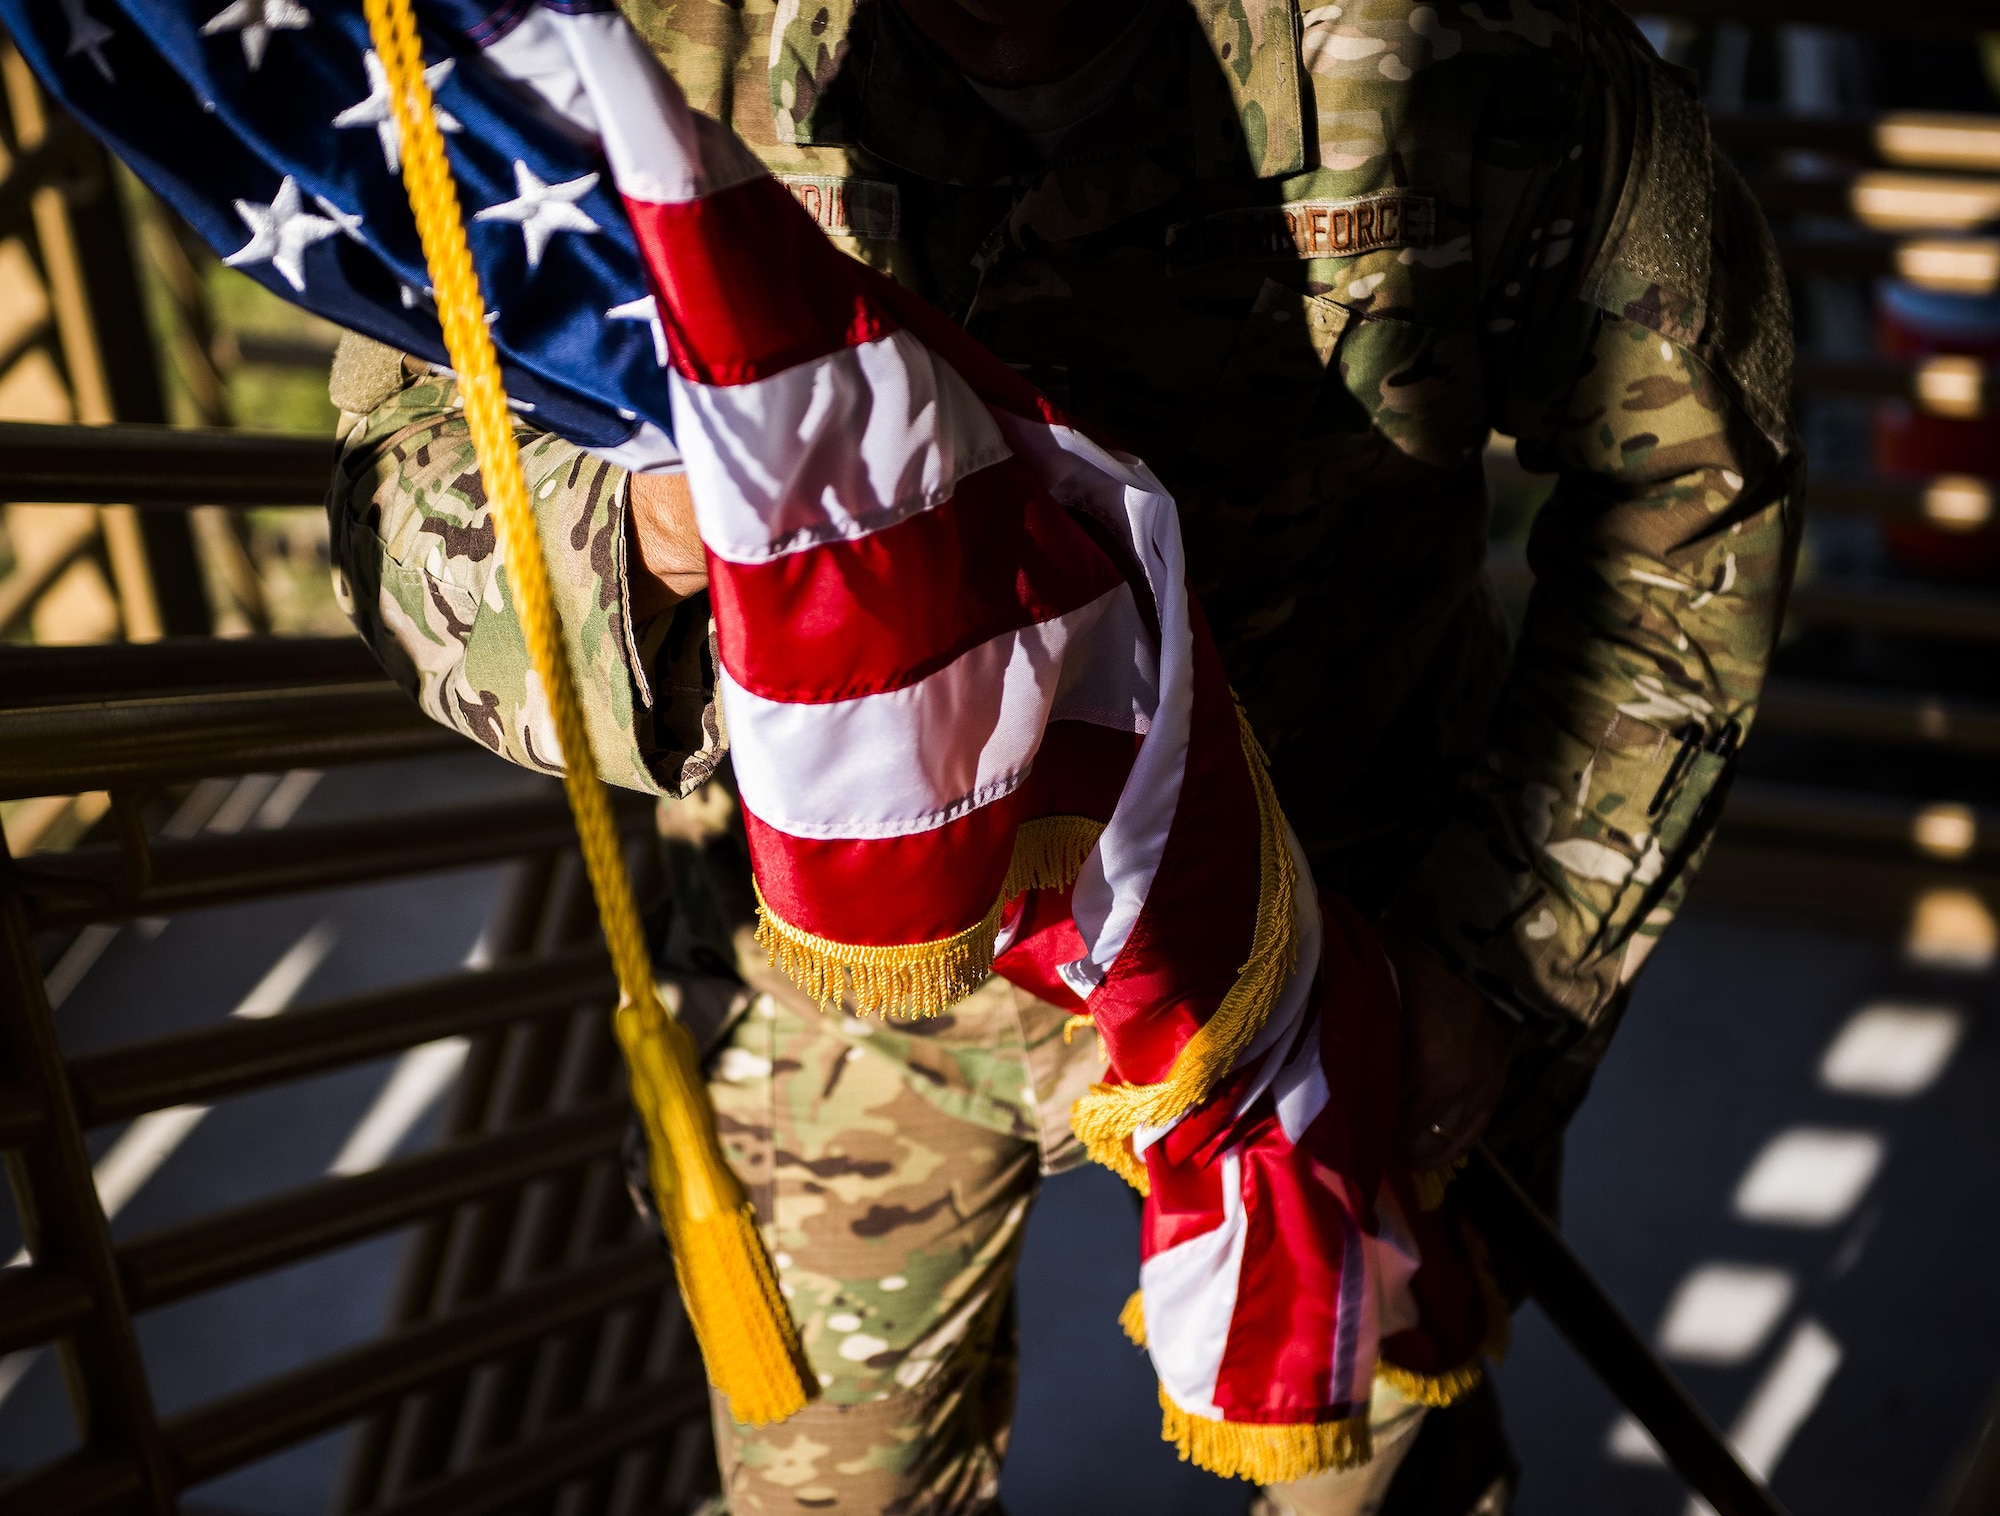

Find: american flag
<box><xmin>8</xmin><ymin>0</ymin><xmax>1496</xmax><ymax>1476</ymax></box>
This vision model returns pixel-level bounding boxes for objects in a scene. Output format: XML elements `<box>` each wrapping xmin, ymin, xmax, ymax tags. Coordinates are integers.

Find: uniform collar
<box><xmin>770</xmin><ymin>0</ymin><xmax>1305</xmax><ymax>185</ymax></box>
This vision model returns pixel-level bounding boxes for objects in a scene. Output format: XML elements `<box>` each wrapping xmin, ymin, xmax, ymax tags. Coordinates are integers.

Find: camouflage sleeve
<box><xmin>1388</xmin><ymin>41</ymin><xmax>1803</xmax><ymax>1035</ymax></box>
<box><xmin>324</xmin><ymin>337</ymin><xmax>726</xmax><ymax>797</ymax></box>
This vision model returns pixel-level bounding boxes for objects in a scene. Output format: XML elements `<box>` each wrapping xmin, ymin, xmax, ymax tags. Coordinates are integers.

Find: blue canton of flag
<box><xmin>1</xmin><ymin>0</ymin><xmax>679</xmax><ymax>466</ymax></box>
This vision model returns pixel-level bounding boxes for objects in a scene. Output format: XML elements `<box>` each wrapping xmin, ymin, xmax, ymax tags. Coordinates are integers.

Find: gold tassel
<box><xmin>1119</xmin><ymin>1288</ymin><xmax>1147</xmax><ymax>1346</ymax></box>
<box><xmin>1412</xmin><ymin>1155</ymin><xmax>1467</xmax><ymax>1212</ymax></box>
<box><xmin>1159</xmin><ymin>1388</ymin><xmax>1373</xmax><ymax>1484</ymax></box>
<box><xmin>1071</xmin><ymin>708</ymin><xmax>1297</xmax><ymax>1193</ymax></box>
<box><xmin>616</xmin><ymin>998</ymin><xmax>813</xmax><ymax>1424</ymax></box>
<box><xmin>365</xmin><ymin>0</ymin><xmax>811</xmax><ymax>1426</ymax></box>
<box><xmin>1375</xmin><ymin>1359</ymin><xmax>1485</xmax><ymax>1409</ymax></box>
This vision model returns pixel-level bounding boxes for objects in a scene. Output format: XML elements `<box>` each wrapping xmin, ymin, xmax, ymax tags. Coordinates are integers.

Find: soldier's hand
<box><xmin>629</xmin><ymin>469</ymin><xmax>709</xmax><ymax>616</ymax></box>
<box><xmin>1382</xmin><ymin>926</ymin><xmax>1519</xmax><ymax>1172</ymax></box>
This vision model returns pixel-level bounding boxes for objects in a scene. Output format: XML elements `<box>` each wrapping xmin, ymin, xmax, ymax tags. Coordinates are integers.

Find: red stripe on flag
<box><xmin>625</xmin><ymin>179</ymin><xmax>895</xmax><ymax>386</ymax></box>
<box><xmin>1212</xmin><ymin>1134</ymin><xmax>1360</xmax><ymax>1423</ymax></box>
<box><xmin>743</xmin><ymin>718</ymin><xmax>1142</xmax><ymax>952</ymax></box>
<box><xmin>708</xmin><ymin>461</ymin><xmax>1128</xmax><ymax>702</ymax></box>
<box><xmin>1141</xmin><ymin>1134</ymin><xmax>1229</xmax><ymax>1259</ymax></box>
<box><xmin>740</xmin><ymin>792</ymin><xmax>1021</xmax><ymax>948</ymax></box>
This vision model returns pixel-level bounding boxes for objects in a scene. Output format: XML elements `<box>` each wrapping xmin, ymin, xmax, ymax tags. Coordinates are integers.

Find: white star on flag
<box><xmin>60</xmin><ymin>0</ymin><xmax>114</xmax><ymax>81</ymax></box>
<box><xmin>333</xmin><ymin>52</ymin><xmax>461</xmax><ymax>173</ymax></box>
<box><xmin>223</xmin><ymin>176</ymin><xmax>342</xmax><ymax>292</ymax></box>
<box><xmin>607</xmin><ymin>295</ymin><xmax>668</xmax><ymax>366</ymax></box>
<box><xmin>474</xmin><ymin>161</ymin><xmax>601</xmax><ymax>270</ymax></box>
<box><xmin>200</xmin><ymin>0</ymin><xmax>311</xmax><ymax>72</ymax></box>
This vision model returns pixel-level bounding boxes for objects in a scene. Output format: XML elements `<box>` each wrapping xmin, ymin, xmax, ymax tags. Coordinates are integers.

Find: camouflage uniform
<box><xmin>326</xmin><ymin>0</ymin><xmax>1799</xmax><ymax>1507</ymax></box>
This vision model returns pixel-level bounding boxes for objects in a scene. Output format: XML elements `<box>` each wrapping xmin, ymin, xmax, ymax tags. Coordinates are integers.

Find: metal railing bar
<box><xmin>232</xmin><ymin>333</ymin><xmax>340</xmax><ymax>370</ymax></box>
<box><xmin>118</xmin><ymin>1099</ymin><xmax>628</xmax><ymax>1309</ymax></box>
<box><xmin>0</xmin><ymin>683</ymin><xmax>457</xmax><ymax>801</ymax></box>
<box><xmin>362</xmin><ymin>1375</ymin><xmax>707</xmax><ymax>1516</ymax></box>
<box><xmin>1619</xmin><ymin>0</ymin><xmax>1995</xmax><ymax>31</ymax></box>
<box><xmin>1758</xmin><ymin>680</ymin><xmax>2000</xmax><ymax>752</ymax></box>
<box><xmin>0</xmin><ymin>117</ymin><xmax>92</xmax><ymax>239</ymax></box>
<box><xmin>1787</xmin><ymin>578</ymin><xmax>2000</xmax><ymax>642</ymax></box>
<box><xmin>1458</xmin><ymin>1147</ymin><xmax>1790</xmax><ymax>1516</ymax></box>
<box><xmin>1799</xmin><ymin>475</ymin><xmax>2000</xmax><ymax>526</ymax></box>
<box><xmin>0</xmin><ymin>1264</ymin><xmax>94</xmax><ymax>1357</ymax></box>
<box><xmin>162</xmin><ymin>1245</ymin><xmax>669</xmax><ymax>1486</ymax></box>
<box><xmin>1726</xmin><ymin>779</ymin><xmax>2000</xmax><ymax>861</ymax></box>
<box><xmin>0</xmin><ymin>421</ymin><xmax>329</xmax><ymax>507</ymax></box>
<box><xmin>13</xmin><ymin>789</ymin><xmax>653</xmax><ymax>931</ymax></box>
<box><xmin>0</xmin><ymin>1081</ymin><xmax>49</xmax><ymax>1147</ymax></box>
<box><xmin>1794</xmin><ymin>353</ymin><xmax>1985</xmax><ymax>402</ymax></box>
<box><xmin>1711</xmin><ymin>110</ymin><xmax>1879</xmax><ymax>160</ymax></box>
<box><xmin>0</xmin><ymin>1448</ymin><xmax>144</xmax><ymax>1516</ymax></box>
<box><xmin>0</xmin><ymin>900</ymin><xmax>176</xmax><ymax>1511</ymax></box>
<box><xmin>1805</xmin><ymin>477</ymin><xmax>1948</xmax><ymax>524</ymax></box>
<box><xmin>0</xmin><ymin>635</ymin><xmax>379</xmax><ymax>705</ymax></box>
<box><xmin>1711</xmin><ymin>108</ymin><xmax>2000</xmax><ymax>171</ymax></box>
<box><xmin>70</xmin><ymin>947</ymin><xmax>615</xmax><ymax>1125</ymax></box>
<box><xmin>1775</xmin><ymin>235</ymin><xmax>1899</xmax><ymax>280</ymax></box>
<box><xmin>1747</xmin><ymin>164</ymin><xmax>2000</xmax><ymax>224</ymax></box>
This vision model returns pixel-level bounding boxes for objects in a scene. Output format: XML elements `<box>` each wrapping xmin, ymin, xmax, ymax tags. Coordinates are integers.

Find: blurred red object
<box><xmin>1876</xmin><ymin>280</ymin><xmax>2000</xmax><ymax>580</ymax></box>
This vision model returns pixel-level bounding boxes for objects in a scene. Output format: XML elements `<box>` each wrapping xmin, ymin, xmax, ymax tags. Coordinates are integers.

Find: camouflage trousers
<box><xmin>699</xmin><ymin>976</ymin><xmax>1447</xmax><ymax>1516</ymax></box>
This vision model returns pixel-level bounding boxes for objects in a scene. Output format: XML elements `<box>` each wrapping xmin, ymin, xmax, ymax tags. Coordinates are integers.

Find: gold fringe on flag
<box><xmin>1003</xmin><ymin>814</ymin><xmax>1106</xmax><ymax>899</ymax></box>
<box><xmin>362</xmin><ymin>0</ymin><xmax>811</xmax><ymax>1426</ymax></box>
<box><xmin>1159</xmin><ymin>1389</ymin><xmax>1373</xmax><ymax>1484</ymax></box>
<box><xmin>754</xmin><ymin>883</ymin><xmax>1008</xmax><ymax>1017</ymax></box>
<box><xmin>752</xmin><ymin>815</ymin><xmax>1108</xmax><ymax>1018</ymax></box>
<box><xmin>1375</xmin><ymin>1359</ymin><xmax>1486</xmax><ymax>1409</ymax></box>
<box><xmin>1119</xmin><ymin>1288</ymin><xmax>1148</xmax><ymax>1346</ymax></box>
<box><xmin>1069</xmin><ymin>708</ymin><xmax>1297</xmax><ymax>1197</ymax></box>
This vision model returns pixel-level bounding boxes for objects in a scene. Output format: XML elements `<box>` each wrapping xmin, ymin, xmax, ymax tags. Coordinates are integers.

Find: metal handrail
<box><xmin>0</xmin><ymin>635</ymin><xmax>383</xmax><ymax>703</ymax></box>
<box><xmin>0</xmin><ymin>682</ymin><xmax>455</xmax><ymax>799</ymax></box>
<box><xmin>0</xmin><ymin>420</ymin><xmax>329</xmax><ymax>506</ymax></box>
<box><xmin>11</xmin><ymin>791</ymin><xmax>652</xmax><ymax>931</ymax></box>
<box><xmin>118</xmin><ymin>1100</ymin><xmax>630</xmax><ymax>1310</ymax></box>
<box><xmin>1759</xmin><ymin>680</ymin><xmax>2000</xmax><ymax>753</ymax></box>
<box><xmin>69</xmin><ymin>948</ymin><xmax>615</xmax><ymax>1125</ymax></box>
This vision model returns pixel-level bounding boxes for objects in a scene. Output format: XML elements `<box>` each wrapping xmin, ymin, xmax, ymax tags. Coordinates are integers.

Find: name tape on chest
<box><xmin>775</xmin><ymin>174</ymin><xmax>901</xmax><ymax>241</ymax></box>
<box><xmin>1166</xmin><ymin>191</ymin><xmax>1436</xmax><ymax>273</ymax></box>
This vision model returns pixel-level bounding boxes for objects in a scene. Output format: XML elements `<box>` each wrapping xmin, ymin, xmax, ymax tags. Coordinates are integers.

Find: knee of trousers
<box><xmin>709</xmin><ymin>1344</ymin><xmax>1017</xmax><ymax>1516</ymax></box>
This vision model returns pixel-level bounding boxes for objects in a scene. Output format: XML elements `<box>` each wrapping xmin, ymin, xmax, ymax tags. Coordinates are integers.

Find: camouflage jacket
<box><xmin>327</xmin><ymin>0</ymin><xmax>1800</xmax><ymax>1041</ymax></box>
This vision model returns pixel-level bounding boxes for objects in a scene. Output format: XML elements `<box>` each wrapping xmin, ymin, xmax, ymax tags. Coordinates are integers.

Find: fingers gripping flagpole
<box><xmin>360</xmin><ymin>0</ymin><xmax>812</xmax><ymax>1425</ymax></box>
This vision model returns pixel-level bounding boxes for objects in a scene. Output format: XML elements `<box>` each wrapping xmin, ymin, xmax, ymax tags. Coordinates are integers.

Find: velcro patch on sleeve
<box><xmin>774</xmin><ymin>174</ymin><xmax>902</xmax><ymax>241</ymax></box>
<box><xmin>1166</xmin><ymin>191</ymin><xmax>1436</xmax><ymax>273</ymax></box>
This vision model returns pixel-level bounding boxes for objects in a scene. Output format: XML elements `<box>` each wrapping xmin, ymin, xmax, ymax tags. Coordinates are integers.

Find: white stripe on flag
<box><xmin>1034</xmin><ymin>424</ymin><xmax>1196</xmax><ymax>978</ymax></box>
<box><xmin>1140</xmin><ymin>1150</ymin><xmax>1249</xmax><ymax>1419</ymax></box>
<box><xmin>673</xmin><ymin>329</ymin><xmax>1013</xmax><ymax>564</ymax></box>
<box><xmin>721</xmin><ymin>584</ymin><xmax>1155</xmax><ymax>839</ymax></box>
